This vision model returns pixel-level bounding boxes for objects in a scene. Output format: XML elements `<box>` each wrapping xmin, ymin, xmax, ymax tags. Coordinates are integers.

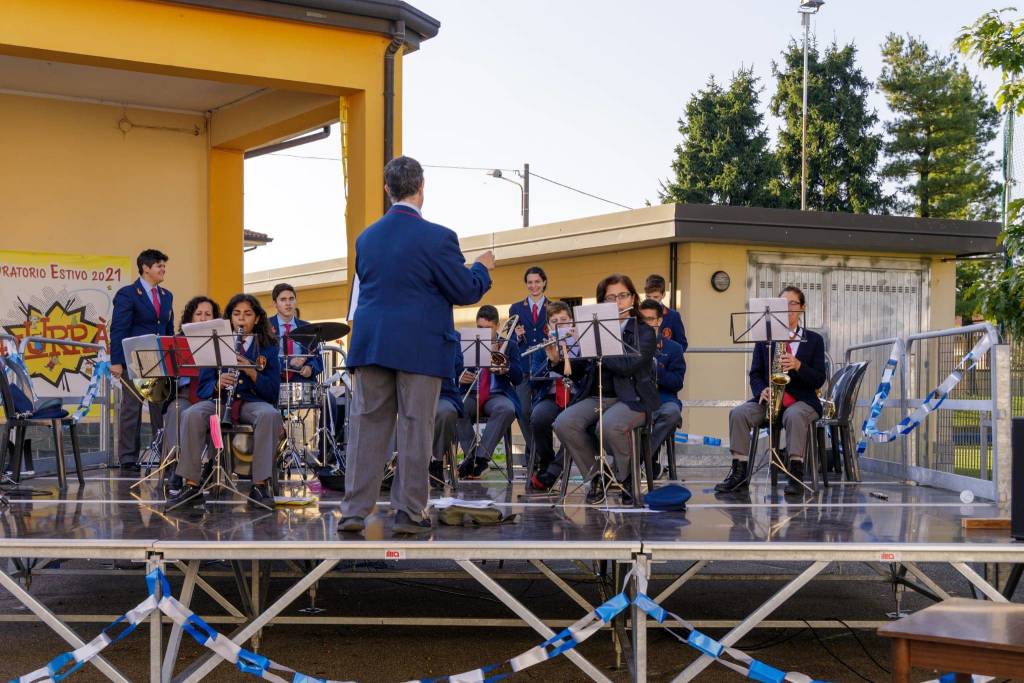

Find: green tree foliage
<box><xmin>878</xmin><ymin>34</ymin><xmax>1000</xmax><ymax>221</ymax></box>
<box><xmin>660</xmin><ymin>69</ymin><xmax>781</xmax><ymax>206</ymax></box>
<box><xmin>770</xmin><ymin>40</ymin><xmax>887</xmax><ymax>213</ymax></box>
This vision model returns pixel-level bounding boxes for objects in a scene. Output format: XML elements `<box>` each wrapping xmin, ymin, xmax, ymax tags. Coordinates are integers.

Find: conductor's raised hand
<box><xmin>475</xmin><ymin>250</ymin><xmax>496</xmax><ymax>271</ymax></box>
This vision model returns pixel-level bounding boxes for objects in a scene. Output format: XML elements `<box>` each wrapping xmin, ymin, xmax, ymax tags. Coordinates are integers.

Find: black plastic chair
<box><xmin>814</xmin><ymin>361</ymin><xmax>870</xmax><ymax>483</ymax></box>
<box><xmin>0</xmin><ymin>361</ymin><xmax>83</xmax><ymax>490</ymax></box>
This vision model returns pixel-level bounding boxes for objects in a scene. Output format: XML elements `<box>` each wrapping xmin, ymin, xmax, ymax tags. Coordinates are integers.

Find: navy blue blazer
<box><xmin>269</xmin><ymin>314</ymin><xmax>324</xmax><ymax>378</ymax></box>
<box><xmin>348</xmin><ymin>205</ymin><xmax>492</xmax><ymax>377</ymax></box>
<box><xmin>462</xmin><ymin>337</ymin><xmax>525</xmax><ymax>418</ymax></box>
<box><xmin>197</xmin><ymin>340</ymin><xmax>281</xmax><ymax>405</ymax></box>
<box><xmin>655</xmin><ymin>337</ymin><xmax>685</xmax><ymax>407</ymax></box>
<box><xmin>658</xmin><ymin>306</ymin><xmax>688</xmax><ymax>354</ymax></box>
<box><xmin>109</xmin><ymin>279</ymin><xmax>174</xmax><ymax>366</ymax></box>
<box><xmin>509</xmin><ymin>296</ymin><xmax>550</xmax><ymax>350</ymax></box>
<box><xmin>748</xmin><ymin>328</ymin><xmax>827</xmax><ymax>415</ymax></box>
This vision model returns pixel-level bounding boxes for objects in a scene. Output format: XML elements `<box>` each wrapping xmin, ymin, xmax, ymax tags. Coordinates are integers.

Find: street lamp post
<box><xmin>489</xmin><ymin>164</ymin><xmax>530</xmax><ymax>227</ymax></box>
<box><xmin>799</xmin><ymin>0</ymin><xmax>824</xmax><ymax>211</ymax></box>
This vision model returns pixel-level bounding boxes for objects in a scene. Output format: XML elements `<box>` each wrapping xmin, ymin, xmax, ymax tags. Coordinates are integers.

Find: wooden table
<box><xmin>877</xmin><ymin>598</ymin><xmax>1024</xmax><ymax>682</ymax></box>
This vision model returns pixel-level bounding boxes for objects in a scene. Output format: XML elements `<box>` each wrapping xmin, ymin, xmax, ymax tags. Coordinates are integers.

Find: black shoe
<box><xmin>457</xmin><ymin>456</ymin><xmax>488</xmax><ymax>479</ymax></box>
<box><xmin>338</xmin><ymin>516</ymin><xmax>365</xmax><ymax>533</ymax></box>
<box><xmin>119</xmin><ymin>462</ymin><xmax>141</xmax><ymax>475</ymax></box>
<box><xmin>784</xmin><ymin>460</ymin><xmax>806</xmax><ymax>497</ymax></box>
<box><xmin>619</xmin><ymin>477</ymin><xmax>635</xmax><ymax>506</ymax></box>
<box><xmin>585</xmin><ymin>477</ymin><xmax>607</xmax><ymax>505</ymax></box>
<box><xmin>393</xmin><ymin>510</ymin><xmax>432</xmax><ymax>535</ymax></box>
<box><xmin>165</xmin><ymin>483</ymin><xmax>204</xmax><ymax>510</ymax></box>
<box><xmin>247</xmin><ymin>482</ymin><xmax>273</xmax><ymax>508</ymax></box>
<box><xmin>714</xmin><ymin>459</ymin><xmax>748</xmax><ymax>492</ymax></box>
<box><xmin>428</xmin><ymin>460</ymin><xmax>445</xmax><ymax>487</ymax></box>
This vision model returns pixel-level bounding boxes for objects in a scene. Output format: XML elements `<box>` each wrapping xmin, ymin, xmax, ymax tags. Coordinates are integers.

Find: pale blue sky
<box><xmin>243</xmin><ymin>0</ymin><xmax>1001</xmax><ymax>273</ymax></box>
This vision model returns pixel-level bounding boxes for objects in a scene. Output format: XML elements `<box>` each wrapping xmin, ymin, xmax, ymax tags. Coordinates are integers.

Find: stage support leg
<box><xmin>671</xmin><ymin>560</ymin><xmax>830</xmax><ymax>683</ymax></box>
<box><xmin>456</xmin><ymin>559</ymin><xmax>615</xmax><ymax>683</ymax></box>
<box><xmin>630</xmin><ymin>554</ymin><xmax>650</xmax><ymax>683</ymax></box>
<box><xmin>177</xmin><ymin>558</ymin><xmax>339</xmax><ymax>682</ymax></box>
<box><xmin>951</xmin><ymin>562</ymin><xmax>1010</xmax><ymax>603</ymax></box>
<box><xmin>148</xmin><ymin>553</ymin><xmax>164</xmax><ymax>683</ymax></box>
<box><xmin>0</xmin><ymin>563</ymin><xmax>133</xmax><ymax>683</ymax></box>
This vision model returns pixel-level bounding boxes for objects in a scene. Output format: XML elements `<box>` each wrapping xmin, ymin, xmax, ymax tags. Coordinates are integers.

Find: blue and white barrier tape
<box><xmin>11</xmin><ymin>569</ymin><xmax>827</xmax><ymax>683</ymax></box>
<box><xmin>71</xmin><ymin>352</ymin><xmax>110</xmax><ymax>423</ymax></box>
<box><xmin>857</xmin><ymin>334</ymin><xmax>993</xmax><ymax>457</ymax></box>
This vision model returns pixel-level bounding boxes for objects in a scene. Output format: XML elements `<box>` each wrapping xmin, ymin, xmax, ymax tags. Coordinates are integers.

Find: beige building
<box><xmin>245</xmin><ymin>203</ymin><xmax>999</xmax><ymax>440</ymax></box>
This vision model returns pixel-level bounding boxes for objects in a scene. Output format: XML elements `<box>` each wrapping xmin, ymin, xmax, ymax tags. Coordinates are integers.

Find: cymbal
<box><xmin>288</xmin><ymin>321</ymin><xmax>350</xmax><ymax>344</ymax></box>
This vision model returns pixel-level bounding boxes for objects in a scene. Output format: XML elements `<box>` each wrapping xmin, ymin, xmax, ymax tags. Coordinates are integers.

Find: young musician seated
<box><xmin>528</xmin><ymin>300</ymin><xmax>576</xmax><ymax>492</ymax></box>
<box><xmin>638</xmin><ymin>299</ymin><xmax>685</xmax><ymax>477</ymax></box>
<box><xmin>166</xmin><ymin>294</ymin><xmax>283</xmax><ymax>509</ymax></box>
<box><xmin>643</xmin><ymin>274</ymin><xmax>687</xmax><ymax>349</ymax></box>
<box><xmin>715</xmin><ymin>286</ymin><xmax>826</xmax><ymax>496</ymax></box>
<box><xmin>550</xmin><ymin>274</ymin><xmax>659</xmax><ymax>505</ymax></box>
<box><xmin>431</xmin><ymin>337</ymin><xmax>464</xmax><ymax>486</ymax></box>
<box><xmin>456</xmin><ymin>305</ymin><xmax>524</xmax><ymax>479</ymax></box>
<box><xmin>164</xmin><ymin>295</ymin><xmax>220</xmax><ymax>495</ymax></box>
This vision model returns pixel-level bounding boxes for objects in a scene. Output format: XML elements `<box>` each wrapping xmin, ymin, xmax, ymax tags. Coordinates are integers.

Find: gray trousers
<box><xmin>553</xmin><ymin>397</ymin><xmax>644</xmax><ymax>482</ymax></box>
<box><xmin>651</xmin><ymin>402</ymin><xmax>682</xmax><ymax>459</ymax></box>
<box><xmin>433</xmin><ymin>400</ymin><xmax>459</xmax><ymax>462</ymax></box>
<box><xmin>176</xmin><ymin>400</ymin><xmax>282</xmax><ymax>483</ymax></box>
<box><xmin>342</xmin><ymin>366</ymin><xmax>441</xmax><ymax>520</ymax></box>
<box><xmin>161</xmin><ymin>397</ymin><xmax>191</xmax><ymax>459</ymax></box>
<box><xmin>117</xmin><ymin>388</ymin><xmax>164</xmax><ymax>463</ymax></box>
<box><xmin>457</xmin><ymin>394</ymin><xmax>516</xmax><ymax>461</ymax></box>
<box><xmin>729</xmin><ymin>400</ymin><xmax>817</xmax><ymax>461</ymax></box>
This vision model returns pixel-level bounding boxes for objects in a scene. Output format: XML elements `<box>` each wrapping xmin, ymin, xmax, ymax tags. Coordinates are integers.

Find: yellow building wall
<box><xmin>0</xmin><ymin>93</ymin><xmax>210</xmax><ymax>313</ymax></box>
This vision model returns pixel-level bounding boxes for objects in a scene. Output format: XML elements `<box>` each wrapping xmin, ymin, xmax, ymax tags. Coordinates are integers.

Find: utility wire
<box><xmin>265</xmin><ymin>152</ymin><xmax>632</xmax><ymax>211</ymax></box>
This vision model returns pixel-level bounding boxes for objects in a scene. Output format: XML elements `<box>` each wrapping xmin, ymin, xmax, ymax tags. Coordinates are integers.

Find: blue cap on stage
<box><xmin>645</xmin><ymin>484</ymin><xmax>691</xmax><ymax>511</ymax></box>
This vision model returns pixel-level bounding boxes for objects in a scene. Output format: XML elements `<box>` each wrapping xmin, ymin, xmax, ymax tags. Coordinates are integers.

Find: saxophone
<box><xmin>768</xmin><ymin>341</ymin><xmax>791</xmax><ymax>421</ymax></box>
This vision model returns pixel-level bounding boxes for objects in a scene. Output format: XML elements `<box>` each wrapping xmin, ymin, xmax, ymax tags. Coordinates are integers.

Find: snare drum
<box><xmin>278</xmin><ymin>382</ymin><xmax>322</xmax><ymax>409</ymax></box>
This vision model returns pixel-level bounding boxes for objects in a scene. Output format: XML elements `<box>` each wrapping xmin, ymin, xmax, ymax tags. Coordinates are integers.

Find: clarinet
<box><xmin>220</xmin><ymin>327</ymin><xmax>245</xmax><ymax>428</ymax></box>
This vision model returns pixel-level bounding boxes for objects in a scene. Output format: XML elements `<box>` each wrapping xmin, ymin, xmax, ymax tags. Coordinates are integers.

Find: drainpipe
<box><xmin>383</xmin><ymin>20</ymin><xmax>405</xmax><ymax>212</ymax></box>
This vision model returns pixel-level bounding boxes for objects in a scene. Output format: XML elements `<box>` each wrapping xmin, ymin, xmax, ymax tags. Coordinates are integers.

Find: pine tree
<box><xmin>878</xmin><ymin>34</ymin><xmax>1000</xmax><ymax>220</ymax></box>
<box><xmin>770</xmin><ymin>40</ymin><xmax>887</xmax><ymax>213</ymax></box>
<box><xmin>660</xmin><ymin>69</ymin><xmax>781</xmax><ymax>206</ymax></box>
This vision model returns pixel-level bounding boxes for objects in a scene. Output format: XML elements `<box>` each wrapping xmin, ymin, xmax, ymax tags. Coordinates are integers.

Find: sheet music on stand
<box><xmin>459</xmin><ymin>327</ymin><xmax>493</xmax><ymax>369</ymax></box>
<box><xmin>572</xmin><ymin>302</ymin><xmax>626</xmax><ymax>358</ymax></box>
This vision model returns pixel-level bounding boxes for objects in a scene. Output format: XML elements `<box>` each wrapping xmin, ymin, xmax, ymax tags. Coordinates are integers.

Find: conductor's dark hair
<box><xmin>644</xmin><ymin>274</ymin><xmax>666</xmax><ymax>294</ymax></box>
<box><xmin>780</xmin><ymin>285</ymin><xmax>806</xmax><ymax>306</ymax></box>
<box><xmin>178</xmin><ymin>296</ymin><xmax>221</xmax><ymax>333</ymax></box>
<box><xmin>384</xmin><ymin>155</ymin><xmax>424</xmax><ymax>202</ymax></box>
<box><xmin>136</xmin><ymin>249</ymin><xmax>168</xmax><ymax>275</ymax></box>
<box><xmin>271</xmin><ymin>283</ymin><xmax>296</xmax><ymax>301</ymax></box>
<box><xmin>224</xmin><ymin>293</ymin><xmax>277</xmax><ymax>348</ymax></box>
<box><xmin>524</xmin><ymin>266</ymin><xmax>548</xmax><ymax>290</ymax></box>
<box><xmin>638</xmin><ymin>299</ymin><xmax>664</xmax><ymax>317</ymax></box>
<box><xmin>476</xmin><ymin>305</ymin><xmax>500</xmax><ymax>324</ymax></box>
<box><xmin>596</xmin><ymin>273</ymin><xmax>639</xmax><ymax>308</ymax></box>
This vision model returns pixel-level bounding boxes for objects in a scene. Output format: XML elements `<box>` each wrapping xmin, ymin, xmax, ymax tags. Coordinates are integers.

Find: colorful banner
<box><xmin>0</xmin><ymin>250</ymin><xmax>132</xmax><ymax>397</ymax></box>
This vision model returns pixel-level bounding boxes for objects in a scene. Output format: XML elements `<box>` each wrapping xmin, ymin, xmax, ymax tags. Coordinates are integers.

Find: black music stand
<box><xmin>729</xmin><ymin>301</ymin><xmax>810</xmax><ymax>495</ymax></box>
<box><xmin>172</xmin><ymin>330</ymin><xmax>269</xmax><ymax>510</ymax></box>
<box><xmin>130</xmin><ymin>339</ymin><xmax>192</xmax><ymax>493</ymax></box>
<box><xmin>565</xmin><ymin>305</ymin><xmax>642</xmax><ymax>508</ymax></box>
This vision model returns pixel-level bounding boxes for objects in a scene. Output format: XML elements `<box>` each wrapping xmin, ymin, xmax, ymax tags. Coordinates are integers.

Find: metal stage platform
<box><xmin>0</xmin><ymin>468</ymin><xmax>1021</xmax><ymax>682</ymax></box>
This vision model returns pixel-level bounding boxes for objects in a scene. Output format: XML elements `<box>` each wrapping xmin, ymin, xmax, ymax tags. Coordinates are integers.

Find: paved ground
<box><xmin>1</xmin><ymin>557</ymin><xmax>1020</xmax><ymax>682</ymax></box>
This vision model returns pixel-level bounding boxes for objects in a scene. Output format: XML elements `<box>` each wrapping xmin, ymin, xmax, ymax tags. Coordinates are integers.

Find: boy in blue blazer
<box><xmin>109</xmin><ymin>249</ymin><xmax>174</xmax><ymax>473</ymax></box>
<box><xmin>639</xmin><ymin>299</ymin><xmax>685</xmax><ymax>478</ymax></box>
<box><xmin>457</xmin><ymin>305</ymin><xmax>524</xmax><ymax>479</ymax></box>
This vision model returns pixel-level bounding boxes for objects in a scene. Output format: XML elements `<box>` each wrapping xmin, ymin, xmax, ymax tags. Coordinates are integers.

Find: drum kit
<box><xmin>232</xmin><ymin>321</ymin><xmax>351</xmax><ymax>491</ymax></box>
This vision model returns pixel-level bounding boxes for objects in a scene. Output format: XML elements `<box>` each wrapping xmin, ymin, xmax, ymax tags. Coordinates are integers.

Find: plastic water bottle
<box><xmin>960</xmin><ymin>489</ymin><xmax>975</xmax><ymax>504</ymax></box>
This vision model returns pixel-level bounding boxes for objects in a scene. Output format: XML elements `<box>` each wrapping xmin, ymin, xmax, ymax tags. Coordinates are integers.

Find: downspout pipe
<box><xmin>244</xmin><ymin>126</ymin><xmax>330</xmax><ymax>159</ymax></box>
<box><xmin>383</xmin><ymin>20</ymin><xmax>405</xmax><ymax>212</ymax></box>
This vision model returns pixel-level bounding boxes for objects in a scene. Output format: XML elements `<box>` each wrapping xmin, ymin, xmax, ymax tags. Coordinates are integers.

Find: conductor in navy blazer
<box><xmin>340</xmin><ymin>156</ymin><xmax>495</xmax><ymax>535</ymax></box>
<box><xmin>109</xmin><ymin>249</ymin><xmax>174</xmax><ymax>472</ymax></box>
